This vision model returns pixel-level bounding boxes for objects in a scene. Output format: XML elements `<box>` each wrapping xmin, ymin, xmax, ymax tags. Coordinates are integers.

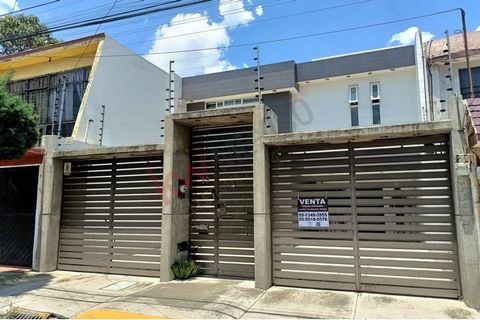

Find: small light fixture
<box><xmin>306</xmin><ymin>81</ymin><xmax>310</xmax><ymax>84</ymax></box>
<box><xmin>390</xmin><ymin>68</ymin><xmax>395</xmax><ymax>71</ymax></box>
<box><xmin>368</xmin><ymin>72</ymin><xmax>372</xmax><ymax>75</ymax></box>
<box><xmin>325</xmin><ymin>78</ymin><xmax>330</xmax><ymax>81</ymax></box>
<box><xmin>346</xmin><ymin>75</ymin><xmax>351</xmax><ymax>78</ymax></box>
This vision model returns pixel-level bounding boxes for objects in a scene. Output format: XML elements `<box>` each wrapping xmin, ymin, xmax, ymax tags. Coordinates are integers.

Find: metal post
<box><xmin>213</xmin><ymin>153</ymin><xmax>220</xmax><ymax>276</ymax></box>
<box><xmin>166</xmin><ymin>60</ymin><xmax>175</xmax><ymax>113</ymax></box>
<box><xmin>254</xmin><ymin>47</ymin><xmax>262</xmax><ymax>104</ymax></box>
<box><xmin>56</xmin><ymin>76</ymin><xmax>67</xmax><ymax>137</ymax></box>
<box><xmin>349</xmin><ymin>143</ymin><xmax>361</xmax><ymax>291</ymax></box>
<box><xmin>445</xmin><ymin>30</ymin><xmax>455</xmax><ymax>94</ymax></box>
<box><xmin>99</xmin><ymin>105</ymin><xmax>106</xmax><ymax>146</ymax></box>
<box><xmin>461</xmin><ymin>9</ymin><xmax>474</xmax><ymax>98</ymax></box>
<box><xmin>51</xmin><ymin>87</ymin><xmax>58</xmax><ymax>135</ymax></box>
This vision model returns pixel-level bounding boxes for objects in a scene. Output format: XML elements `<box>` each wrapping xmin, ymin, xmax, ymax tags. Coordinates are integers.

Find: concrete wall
<box><xmin>430</xmin><ymin>57</ymin><xmax>480</xmax><ymax>121</ymax></box>
<box><xmin>291</xmin><ymin>67</ymin><xmax>421</xmax><ymax>132</ymax></box>
<box><xmin>72</xmin><ymin>37</ymin><xmax>175</xmax><ymax>147</ymax></box>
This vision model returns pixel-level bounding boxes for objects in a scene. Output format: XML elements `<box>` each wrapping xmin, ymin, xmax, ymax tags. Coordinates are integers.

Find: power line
<box><xmin>0</xmin><ymin>0</ymin><xmax>61</xmax><ymax>18</ymax></box>
<box><xmin>37</xmin><ymin>7</ymin><xmax>460</xmax><ymax>59</ymax></box>
<box><xmin>0</xmin><ymin>0</ymin><xmax>212</xmax><ymax>44</ymax></box>
<box><xmin>117</xmin><ymin>0</ymin><xmax>371</xmax><ymax>48</ymax></box>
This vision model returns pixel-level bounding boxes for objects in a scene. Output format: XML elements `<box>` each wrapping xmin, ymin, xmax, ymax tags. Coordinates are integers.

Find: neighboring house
<box><xmin>181</xmin><ymin>42</ymin><xmax>427</xmax><ymax>133</ymax></box>
<box><xmin>0</xmin><ymin>34</ymin><xmax>173</xmax><ymax>268</ymax></box>
<box><xmin>427</xmin><ymin>30</ymin><xmax>480</xmax><ymax>120</ymax></box>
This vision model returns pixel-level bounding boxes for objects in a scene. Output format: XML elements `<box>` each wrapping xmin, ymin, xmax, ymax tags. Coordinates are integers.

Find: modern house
<box><xmin>0</xmin><ymin>33</ymin><xmax>173</xmax><ymax>268</ymax></box>
<box><xmin>1</xmin><ymin>30</ymin><xmax>480</xmax><ymax>309</ymax></box>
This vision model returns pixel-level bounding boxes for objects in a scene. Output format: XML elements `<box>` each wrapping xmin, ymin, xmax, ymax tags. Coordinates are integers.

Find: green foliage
<box><xmin>171</xmin><ymin>258</ymin><xmax>201</xmax><ymax>280</ymax></box>
<box><xmin>0</xmin><ymin>14</ymin><xmax>59</xmax><ymax>55</ymax></box>
<box><xmin>0</xmin><ymin>73</ymin><xmax>39</xmax><ymax>160</ymax></box>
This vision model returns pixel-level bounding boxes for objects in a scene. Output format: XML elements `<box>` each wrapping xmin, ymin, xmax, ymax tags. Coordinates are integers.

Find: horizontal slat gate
<box><xmin>59</xmin><ymin>156</ymin><xmax>163</xmax><ymax>277</ymax></box>
<box><xmin>190</xmin><ymin>125</ymin><xmax>255</xmax><ymax>278</ymax></box>
<box><xmin>271</xmin><ymin>135</ymin><xmax>460</xmax><ymax>298</ymax></box>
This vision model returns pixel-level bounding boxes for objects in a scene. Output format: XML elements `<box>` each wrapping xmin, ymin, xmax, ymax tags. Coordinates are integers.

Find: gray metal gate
<box><xmin>189</xmin><ymin>125</ymin><xmax>255</xmax><ymax>278</ymax></box>
<box><xmin>271</xmin><ymin>135</ymin><xmax>460</xmax><ymax>298</ymax></box>
<box><xmin>59</xmin><ymin>155</ymin><xmax>163</xmax><ymax>277</ymax></box>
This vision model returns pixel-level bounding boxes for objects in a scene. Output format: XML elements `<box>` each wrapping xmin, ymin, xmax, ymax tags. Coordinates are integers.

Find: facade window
<box><xmin>8</xmin><ymin>67</ymin><xmax>91</xmax><ymax>138</ymax></box>
<box><xmin>242</xmin><ymin>98</ymin><xmax>258</xmax><ymax>105</ymax></box>
<box><xmin>349</xmin><ymin>85</ymin><xmax>358</xmax><ymax>105</ymax></box>
<box><xmin>206</xmin><ymin>102</ymin><xmax>216</xmax><ymax>109</ymax></box>
<box><xmin>459</xmin><ymin>67</ymin><xmax>480</xmax><ymax>98</ymax></box>
<box><xmin>351</xmin><ymin>107</ymin><xmax>359</xmax><ymax>127</ymax></box>
<box><xmin>372</xmin><ymin>104</ymin><xmax>381</xmax><ymax>124</ymax></box>
<box><xmin>370</xmin><ymin>82</ymin><xmax>380</xmax><ymax>102</ymax></box>
<box><xmin>224</xmin><ymin>99</ymin><xmax>242</xmax><ymax>107</ymax></box>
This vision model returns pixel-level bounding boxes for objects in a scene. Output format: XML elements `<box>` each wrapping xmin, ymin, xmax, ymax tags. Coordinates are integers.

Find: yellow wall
<box><xmin>0</xmin><ymin>40</ymin><xmax>101</xmax><ymax>81</ymax></box>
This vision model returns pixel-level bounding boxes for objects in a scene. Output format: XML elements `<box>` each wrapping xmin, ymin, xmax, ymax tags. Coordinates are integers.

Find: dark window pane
<box><xmin>459</xmin><ymin>67</ymin><xmax>480</xmax><ymax>98</ymax></box>
<box><xmin>372</xmin><ymin>104</ymin><xmax>381</xmax><ymax>124</ymax></box>
<box><xmin>351</xmin><ymin>107</ymin><xmax>359</xmax><ymax>126</ymax></box>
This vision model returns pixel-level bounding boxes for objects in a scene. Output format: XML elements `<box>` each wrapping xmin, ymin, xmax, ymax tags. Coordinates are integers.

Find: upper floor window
<box><xmin>370</xmin><ymin>82</ymin><xmax>380</xmax><ymax>102</ymax></box>
<box><xmin>349</xmin><ymin>85</ymin><xmax>358</xmax><ymax>105</ymax></box>
<box><xmin>459</xmin><ymin>67</ymin><xmax>480</xmax><ymax>98</ymax></box>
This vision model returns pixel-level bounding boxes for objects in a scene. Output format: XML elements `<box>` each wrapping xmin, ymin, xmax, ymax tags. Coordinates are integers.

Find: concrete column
<box><xmin>253</xmin><ymin>104</ymin><xmax>278</xmax><ymax>289</ymax></box>
<box><xmin>448</xmin><ymin>96</ymin><xmax>480</xmax><ymax>309</ymax></box>
<box><xmin>160</xmin><ymin>114</ymin><xmax>191</xmax><ymax>281</ymax></box>
<box><xmin>32</xmin><ymin>136</ymin><xmax>63</xmax><ymax>272</ymax></box>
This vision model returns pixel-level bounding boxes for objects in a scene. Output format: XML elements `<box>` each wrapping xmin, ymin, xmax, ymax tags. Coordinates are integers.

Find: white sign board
<box><xmin>297</xmin><ymin>196</ymin><xmax>329</xmax><ymax>228</ymax></box>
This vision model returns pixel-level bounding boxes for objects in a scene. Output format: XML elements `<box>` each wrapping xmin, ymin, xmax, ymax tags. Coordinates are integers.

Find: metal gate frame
<box><xmin>270</xmin><ymin>135</ymin><xmax>461</xmax><ymax>298</ymax></box>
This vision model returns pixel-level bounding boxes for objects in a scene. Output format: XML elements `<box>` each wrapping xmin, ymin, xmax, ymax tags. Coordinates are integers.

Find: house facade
<box><xmin>1</xmin><ymin>30</ymin><xmax>480</xmax><ymax>309</ymax></box>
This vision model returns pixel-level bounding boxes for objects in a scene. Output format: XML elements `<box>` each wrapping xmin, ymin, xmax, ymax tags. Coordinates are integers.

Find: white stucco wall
<box><xmin>291</xmin><ymin>67</ymin><xmax>421</xmax><ymax>132</ymax></box>
<box><xmin>73</xmin><ymin>37</ymin><xmax>177</xmax><ymax>146</ymax></box>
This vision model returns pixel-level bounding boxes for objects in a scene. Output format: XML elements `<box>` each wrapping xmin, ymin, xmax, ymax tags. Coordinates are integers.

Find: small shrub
<box><xmin>171</xmin><ymin>258</ymin><xmax>201</xmax><ymax>280</ymax></box>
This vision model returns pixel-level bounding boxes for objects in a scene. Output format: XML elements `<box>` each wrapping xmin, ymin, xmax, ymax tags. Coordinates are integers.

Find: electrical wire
<box><xmin>0</xmin><ymin>0</ymin><xmax>212</xmax><ymax>43</ymax></box>
<box><xmin>0</xmin><ymin>0</ymin><xmax>61</xmax><ymax>18</ymax></box>
<box><xmin>29</xmin><ymin>7</ymin><xmax>460</xmax><ymax>59</ymax></box>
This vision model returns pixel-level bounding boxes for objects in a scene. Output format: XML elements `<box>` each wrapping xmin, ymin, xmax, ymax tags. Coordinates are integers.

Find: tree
<box><xmin>0</xmin><ymin>74</ymin><xmax>39</xmax><ymax>160</ymax></box>
<box><xmin>0</xmin><ymin>14</ymin><xmax>59</xmax><ymax>55</ymax></box>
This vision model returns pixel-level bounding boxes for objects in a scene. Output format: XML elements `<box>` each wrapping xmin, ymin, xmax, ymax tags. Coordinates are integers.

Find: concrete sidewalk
<box><xmin>0</xmin><ymin>270</ymin><xmax>478</xmax><ymax>319</ymax></box>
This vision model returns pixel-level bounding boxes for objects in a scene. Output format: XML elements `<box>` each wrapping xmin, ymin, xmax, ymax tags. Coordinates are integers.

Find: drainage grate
<box><xmin>4</xmin><ymin>307</ymin><xmax>53</xmax><ymax>319</ymax></box>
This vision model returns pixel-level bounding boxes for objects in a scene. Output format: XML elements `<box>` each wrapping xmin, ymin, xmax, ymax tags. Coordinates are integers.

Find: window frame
<box><xmin>370</xmin><ymin>82</ymin><xmax>380</xmax><ymax>102</ymax></box>
<box><xmin>349</xmin><ymin>84</ymin><xmax>359</xmax><ymax>105</ymax></box>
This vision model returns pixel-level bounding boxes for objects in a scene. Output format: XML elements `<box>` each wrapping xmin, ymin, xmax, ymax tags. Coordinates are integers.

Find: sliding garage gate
<box><xmin>271</xmin><ymin>135</ymin><xmax>460</xmax><ymax>298</ymax></box>
<box><xmin>189</xmin><ymin>125</ymin><xmax>255</xmax><ymax>278</ymax></box>
<box><xmin>58</xmin><ymin>156</ymin><xmax>163</xmax><ymax>277</ymax></box>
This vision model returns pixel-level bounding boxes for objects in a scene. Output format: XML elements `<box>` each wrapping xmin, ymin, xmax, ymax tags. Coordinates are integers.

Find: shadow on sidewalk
<box><xmin>0</xmin><ymin>269</ymin><xmax>52</xmax><ymax>297</ymax></box>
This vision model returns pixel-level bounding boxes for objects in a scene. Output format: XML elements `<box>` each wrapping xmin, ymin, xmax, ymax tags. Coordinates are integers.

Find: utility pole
<box><xmin>461</xmin><ymin>9</ymin><xmax>474</xmax><ymax>99</ymax></box>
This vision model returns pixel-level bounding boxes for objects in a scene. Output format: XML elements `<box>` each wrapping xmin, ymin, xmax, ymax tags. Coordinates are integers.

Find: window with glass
<box><xmin>370</xmin><ymin>82</ymin><xmax>380</xmax><ymax>102</ymax></box>
<box><xmin>8</xmin><ymin>67</ymin><xmax>91</xmax><ymax>138</ymax></box>
<box><xmin>351</xmin><ymin>107</ymin><xmax>359</xmax><ymax>127</ymax></box>
<box><xmin>459</xmin><ymin>67</ymin><xmax>480</xmax><ymax>98</ymax></box>
<box><xmin>372</xmin><ymin>104</ymin><xmax>381</xmax><ymax>125</ymax></box>
<box><xmin>349</xmin><ymin>85</ymin><xmax>358</xmax><ymax>105</ymax></box>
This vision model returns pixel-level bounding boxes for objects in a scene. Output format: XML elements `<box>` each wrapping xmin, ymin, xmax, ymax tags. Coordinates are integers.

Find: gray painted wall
<box><xmin>263</xmin><ymin>92</ymin><xmax>291</xmax><ymax>133</ymax></box>
<box><xmin>182</xmin><ymin>61</ymin><xmax>296</xmax><ymax>101</ymax></box>
<box><xmin>296</xmin><ymin>46</ymin><xmax>415</xmax><ymax>82</ymax></box>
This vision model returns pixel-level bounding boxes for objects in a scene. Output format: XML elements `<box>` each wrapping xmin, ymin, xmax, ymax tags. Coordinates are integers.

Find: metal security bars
<box><xmin>58</xmin><ymin>155</ymin><xmax>163</xmax><ymax>277</ymax></box>
<box><xmin>189</xmin><ymin>125</ymin><xmax>255</xmax><ymax>278</ymax></box>
<box><xmin>270</xmin><ymin>135</ymin><xmax>460</xmax><ymax>299</ymax></box>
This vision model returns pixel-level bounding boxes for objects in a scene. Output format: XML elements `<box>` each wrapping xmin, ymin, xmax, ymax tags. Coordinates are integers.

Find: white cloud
<box><xmin>255</xmin><ymin>5</ymin><xmax>263</xmax><ymax>16</ymax></box>
<box><xmin>476</xmin><ymin>26</ymin><xmax>480</xmax><ymax>31</ymax></box>
<box><xmin>0</xmin><ymin>0</ymin><xmax>19</xmax><ymax>14</ymax></box>
<box><xmin>146</xmin><ymin>0</ymin><xmax>257</xmax><ymax>76</ymax></box>
<box><xmin>388</xmin><ymin>26</ymin><xmax>434</xmax><ymax>46</ymax></box>
<box><xmin>219</xmin><ymin>0</ymin><xmax>254</xmax><ymax>27</ymax></box>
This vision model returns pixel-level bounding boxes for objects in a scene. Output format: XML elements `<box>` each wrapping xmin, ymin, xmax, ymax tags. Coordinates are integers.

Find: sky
<box><xmin>1</xmin><ymin>0</ymin><xmax>480</xmax><ymax>77</ymax></box>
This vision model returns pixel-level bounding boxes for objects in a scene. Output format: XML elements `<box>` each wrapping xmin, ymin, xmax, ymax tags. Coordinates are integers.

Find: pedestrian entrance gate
<box><xmin>0</xmin><ymin>166</ymin><xmax>38</xmax><ymax>267</ymax></box>
<box><xmin>271</xmin><ymin>135</ymin><xmax>460</xmax><ymax>298</ymax></box>
<box><xmin>58</xmin><ymin>155</ymin><xmax>163</xmax><ymax>277</ymax></box>
<box><xmin>189</xmin><ymin>125</ymin><xmax>255</xmax><ymax>278</ymax></box>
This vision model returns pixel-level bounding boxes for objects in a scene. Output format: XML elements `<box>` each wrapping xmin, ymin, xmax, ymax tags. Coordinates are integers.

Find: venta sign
<box><xmin>297</xmin><ymin>196</ymin><xmax>329</xmax><ymax>228</ymax></box>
